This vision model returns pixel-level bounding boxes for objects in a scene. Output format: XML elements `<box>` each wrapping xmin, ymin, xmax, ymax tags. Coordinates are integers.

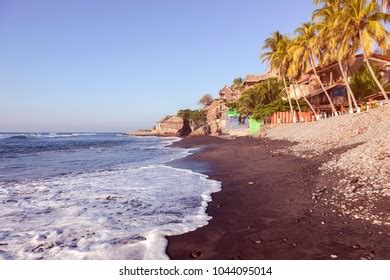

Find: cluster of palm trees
<box><xmin>261</xmin><ymin>0</ymin><xmax>389</xmax><ymax>120</ymax></box>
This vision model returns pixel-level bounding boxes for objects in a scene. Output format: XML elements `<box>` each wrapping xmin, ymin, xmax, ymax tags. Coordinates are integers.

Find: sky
<box><xmin>0</xmin><ymin>0</ymin><xmax>316</xmax><ymax>132</ymax></box>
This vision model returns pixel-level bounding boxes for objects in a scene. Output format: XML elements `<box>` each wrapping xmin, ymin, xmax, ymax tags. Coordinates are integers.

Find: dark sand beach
<box><xmin>167</xmin><ymin>136</ymin><xmax>390</xmax><ymax>260</ymax></box>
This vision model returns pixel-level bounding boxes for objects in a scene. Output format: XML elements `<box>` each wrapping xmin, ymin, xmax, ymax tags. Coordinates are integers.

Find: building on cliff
<box><xmin>214</xmin><ymin>72</ymin><xmax>278</xmax><ymax>134</ymax></box>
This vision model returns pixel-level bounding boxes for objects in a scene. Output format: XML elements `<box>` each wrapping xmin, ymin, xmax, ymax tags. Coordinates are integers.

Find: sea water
<box><xmin>0</xmin><ymin>133</ymin><xmax>221</xmax><ymax>259</ymax></box>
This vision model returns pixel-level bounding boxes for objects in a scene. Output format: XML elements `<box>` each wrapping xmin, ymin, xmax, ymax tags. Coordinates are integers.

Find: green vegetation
<box><xmin>236</xmin><ymin>79</ymin><xmax>284</xmax><ymax>117</ymax></box>
<box><xmin>252</xmin><ymin>99</ymin><xmax>308</xmax><ymax>121</ymax></box>
<box><xmin>350</xmin><ymin>65</ymin><xmax>390</xmax><ymax>100</ymax></box>
<box><xmin>233</xmin><ymin>77</ymin><xmax>243</xmax><ymax>86</ymax></box>
<box><xmin>261</xmin><ymin>0</ymin><xmax>390</xmax><ymax>112</ymax></box>
<box><xmin>178</xmin><ymin>1</ymin><xmax>389</xmax><ymax>131</ymax></box>
<box><xmin>226</xmin><ymin>78</ymin><xmax>309</xmax><ymax>121</ymax></box>
<box><xmin>177</xmin><ymin>109</ymin><xmax>207</xmax><ymax>126</ymax></box>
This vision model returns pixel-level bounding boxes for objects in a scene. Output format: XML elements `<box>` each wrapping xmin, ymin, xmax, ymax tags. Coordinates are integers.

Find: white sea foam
<box><xmin>0</xmin><ymin>135</ymin><xmax>219</xmax><ymax>259</ymax></box>
<box><xmin>43</xmin><ymin>133</ymin><xmax>97</xmax><ymax>138</ymax></box>
<box><xmin>0</xmin><ymin>164</ymin><xmax>220</xmax><ymax>260</ymax></box>
<box><xmin>0</xmin><ymin>133</ymin><xmax>98</xmax><ymax>140</ymax></box>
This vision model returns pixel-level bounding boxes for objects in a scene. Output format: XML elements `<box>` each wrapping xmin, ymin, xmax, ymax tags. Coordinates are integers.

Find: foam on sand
<box><xmin>0</xmin><ymin>164</ymin><xmax>220</xmax><ymax>259</ymax></box>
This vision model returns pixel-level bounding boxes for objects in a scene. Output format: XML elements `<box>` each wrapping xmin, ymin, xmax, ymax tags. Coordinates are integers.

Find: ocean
<box><xmin>0</xmin><ymin>133</ymin><xmax>221</xmax><ymax>260</ymax></box>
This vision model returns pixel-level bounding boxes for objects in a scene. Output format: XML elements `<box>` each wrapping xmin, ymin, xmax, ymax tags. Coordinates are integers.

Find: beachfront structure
<box><xmin>288</xmin><ymin>53</ymin><xmax>390</xmax><ymax>116</ymax></box>
<box><xmin>243</xmin><ymin>72</ymin><xmax>278</xmax><ymax>88</ymax></box>
<box><xmin>219</xmin><ymin>85</ymin><xmax>239</xmax><ymax>102</ymax></box>
<box><xmin>219</xmin><ymin>72</ymin><xmax>279</xmax><ymax>116</ymax></box>
<box><xmin>213</xmin><ymin>72</ymin><xmax>280</xmax><ymax>134</ymax></box>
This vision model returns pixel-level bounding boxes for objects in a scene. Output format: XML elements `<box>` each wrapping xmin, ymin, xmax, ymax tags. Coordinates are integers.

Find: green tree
<box><xmin>236</xmin><ymin>78</ymin><xmax>290</xmax><ymax>118</ymax></box>
<box><xmin>285</xmin><ymin>37</ymin><xmax>318</xmax><ymax>118</ymax></box>
<box><xmin>350</xmin><ymin>64</ymin><xmax>389</xmax><ymax>100</ymax></box>
<box><xmin>293</xmin><ymin>22</ymin><xmax>338</xmax><ymax>115</ymax></box>
<box><xmin>261</xmin><ymin>32</ymin><xmax>295</xmax><ymax>116</ymax></box>
<box><xmin>177</xmin><ymin>109</ymin><xmax>207</xmax><ymax>125</ymax></box>
<box><xmin>233</xmin><ymin>77</ymin><xmax>243</xmax><ymax>86</ymax></box>
<box><xmin>313</xmin><ymin>0</ymin><xmax>363</xmax><ymax>113</ymax></box>
<box><xmin>340</xmin><ymin>0</ymin><xmax>390</xmax><ymax>101</ymax></box>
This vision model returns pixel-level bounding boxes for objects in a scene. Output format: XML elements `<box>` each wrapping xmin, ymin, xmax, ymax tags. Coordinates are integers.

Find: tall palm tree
<box><xmin>294</xmin><ymin>22</ymin><xmax>339</xmax><ymax>116</ymax></box>
<box><xmin>261</xmin><ymin>32</ymin><xmax>295</xmax><ymax>119</ymax></box>
<box><xmin>287</xmin><ymin>38</ymin><xmax>318</xmax><ymax>118</ymax></box>
<box><xmin>340</xmin><ymin>0</ymin><xmax>390</xmax><ymax>101</ymax></box>
<box><xmin>261</xmin><ymin>31</ymin><xmax>284</xmax><ymax>68</ymax></box>
<box><xmin>313</xmin><ymin>0</ymin><xmax>360</xmax><ymax>113</ymax></box>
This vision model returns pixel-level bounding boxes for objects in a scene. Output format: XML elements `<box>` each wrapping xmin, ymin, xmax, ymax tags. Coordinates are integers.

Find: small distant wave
<box><xmin>0</xmin><ymin>134</ymin><xmax>38</xmax><ymax>141</ymax></box>
<box><xmin>0</xmin><ymin>133</ymin><xmax>98</xmax><ymax>140</ymax></box>
<box><xmin>45</xmin><ymin>133</ymin><xmax>97</xmax><ymax>138</ymax></box>
<box><xmin>8</xmin><ymin>135</ymin><xmax>32</xmax><ymax>140</ymax></box>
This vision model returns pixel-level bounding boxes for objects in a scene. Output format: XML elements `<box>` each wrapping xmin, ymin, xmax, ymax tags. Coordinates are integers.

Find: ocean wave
<box><xmin>0</xmin><ymin>133</ymin><xmax>98</xmax><ymax>141</ymax></box>
<box><xmin>0</xmin><ymin>134</ymin><xmax>38</xmax><ymax>140</ymax></box>
<box><xmin>0</xmin><ymin>164</ymin><xmax>220</xmax><ymax>260</ymax></box>
<box><xmin>0</xmin><ymin>134</ymin><xmax>217</xmax><ymax>260</ymax></box>
<box><xmin>44</xmin><ymin>133</ymin><xmax>97</xmax><ymax>138</ymax></box>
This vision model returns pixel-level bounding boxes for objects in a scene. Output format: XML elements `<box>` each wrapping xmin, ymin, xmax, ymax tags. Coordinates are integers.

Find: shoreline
<box><xmin>166</xmin><ymin>136</ymin><xmax>390</xmax><ymax>260</ymax></box>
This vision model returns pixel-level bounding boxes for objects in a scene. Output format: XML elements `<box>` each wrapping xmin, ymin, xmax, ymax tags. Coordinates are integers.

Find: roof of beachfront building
<box><xmin>318</xmin><ymin>54</ymin><xmax>389</xmax><ymax>73</ymax></box>
<box><xmin>219</xmin><ymin>85</ymin><xmax>234</xmax><ymax>95</ymax></box>
<box><xmin>244</xmin><ymin>74</ymin><xmax>263</xmax><ymax>83</ymax></box>
<box><xmin>243</xmin><ymin>72</ymin><xmax>278</xmax><ymax>84</ymax></box>
<box><xmin>297</xmin><ymin>53</ymin><xmax>390</xmax><ymax>83</ymax></box>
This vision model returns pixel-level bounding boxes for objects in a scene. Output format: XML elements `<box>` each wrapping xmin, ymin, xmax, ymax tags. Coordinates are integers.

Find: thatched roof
<box><xmin>244</xmin><ymin>72</ymin><xmax>278</xmax><ymax>84</ymax></box>
<box><xmin>244</xmin><ymin>74</ymin><xmax>263</xmax><ymax>83</ymax></box>
<box><xmin>305</xmin><ymin>53</ymin><xmax>390</xmax><ymax>76</ymax></box>
<box><xmin>219</xmin><ymin>85</ymin><xmax>233</xmax><ymax>95</ymax></box>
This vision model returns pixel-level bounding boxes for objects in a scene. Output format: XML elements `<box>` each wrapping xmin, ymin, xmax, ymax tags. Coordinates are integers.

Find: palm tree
<box><xmin>286</xmin><ymin>37</ymin><xmax>318</xmax><ymax>119</ymax></box>
<box><xmin>261</xmin><ymin>31</ymin><xmax>284</xmax><ymax>69</ymax></box>
<box><xmin>340</xmin><ymin>0</ymin><xmax>390</xmax><ymax>101</ymax></box>
<box><xmin>313</xmin><ymin>0</ymin><xmax>360</xmax><ymax>113</ymax></box>
<box><xmin>294</xmin><ymin>22</ymin><xmax>339</xmax><ymax>116</ymax></box>
<box><xmin>261</xmin><ymin>32</ymin><xmax>295</xmax><ymax>119</ymax></box>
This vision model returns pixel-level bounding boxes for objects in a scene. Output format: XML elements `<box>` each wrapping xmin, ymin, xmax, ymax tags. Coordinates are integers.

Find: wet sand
<box><xmin>166</xmin><ymin>136</ymin><xmax>390</xmax><ymax>260</ymax></box>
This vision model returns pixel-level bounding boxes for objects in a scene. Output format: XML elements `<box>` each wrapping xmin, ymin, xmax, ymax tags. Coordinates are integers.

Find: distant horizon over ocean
<box><xmin>0</xmin><ymin>133</ymin><xmax>220</xmax><ymax>259</ymax></box>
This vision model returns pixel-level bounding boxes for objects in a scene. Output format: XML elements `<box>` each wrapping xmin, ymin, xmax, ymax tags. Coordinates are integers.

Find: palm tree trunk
<box><xmin>337</xmin><ymin>60</ymin><xmax>359</xmax><ymax>113</ymax></box>
<box><xmin>291</xmin><ymin>82</ymin><xmax>303</xmax><ymax>122</ymax></box>
<box><xmin>361</xmin><ymin>49</ymin><xmax>389</xmax><ymax>102</ymax></box>
<box><xmin>309</xmin><ymin>51</ymin><xmax>338</xmax><ymax>116</ymax></box>
<box><xmin>346</xmin><ymin>79</ymin><xmax>353</xmax><ymax>113</ymax></box>
<box><xmin>282</xmin><ymin>76</ymin><xmax>295</xmax><ymax>122</ymax></box>
<box><xmin>344</xmin><ymin>64</ymin><xmax>360</xmax><ymax>112</ymax></box>
<box><xmin>303</xmin><ymin>97</ymin><xmax>317</xmax><ymax>120</ymax></box>
<box><xmin>302</xmin><ymin>87</ymin><xmax>318</xmax><ymax>118</ymax></box>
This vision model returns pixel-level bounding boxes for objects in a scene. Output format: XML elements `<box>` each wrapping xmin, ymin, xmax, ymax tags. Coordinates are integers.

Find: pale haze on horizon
<box><xmin>0</xmin><ymin>0</ymin><xmax>315</xmax><ymax>132</ymax></box>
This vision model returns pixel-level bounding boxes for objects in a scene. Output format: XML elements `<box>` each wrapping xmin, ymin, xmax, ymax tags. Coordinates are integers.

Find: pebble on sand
<box><xmin>191</xmin><ymin>251</ymin><xmax>202</xmax><ymax>259</ymax></box>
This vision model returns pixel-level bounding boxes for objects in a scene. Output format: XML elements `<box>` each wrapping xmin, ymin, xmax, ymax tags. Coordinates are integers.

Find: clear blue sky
<box><xmin>0</xmin><ymin>0</ymin><xmax>315</xmax><ymax>132</ymax></box>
